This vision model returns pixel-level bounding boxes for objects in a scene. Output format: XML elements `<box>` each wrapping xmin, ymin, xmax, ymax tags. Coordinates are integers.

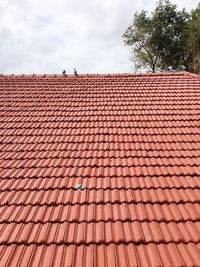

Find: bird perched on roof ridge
<box><xmin>62</xmin><ymin>70</ymin><xmax>66</xmax><ymax>74</ymax></box>
<box><xmin>74</xmin><ymin>68</ymin><xmax>78</xmax><ymax>76</ymax></box>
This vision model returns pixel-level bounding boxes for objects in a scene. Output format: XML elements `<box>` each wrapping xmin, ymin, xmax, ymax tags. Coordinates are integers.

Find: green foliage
<box><xmin>185</xmin><ymin>4</ymin><xmax>200</xmax><ymax>73</ymax></box>
<box><xmin>123</xmin><ymin>0</ymin><xmax>190</xmax><ymax>73</ymax></box>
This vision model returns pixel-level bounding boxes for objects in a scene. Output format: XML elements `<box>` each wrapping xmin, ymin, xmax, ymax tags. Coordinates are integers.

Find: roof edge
<box><xmin>0</xmin><ymin>71</ymin><xmax>199</xmax><ymax>79</ymax></box>
<box><xmin>182</xmin><ymin>71</ymin><xmax>200</xmax><ymax>79</ymax></box>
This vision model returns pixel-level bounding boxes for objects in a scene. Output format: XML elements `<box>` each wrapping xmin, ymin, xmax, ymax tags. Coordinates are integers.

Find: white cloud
<box><xmin>0</xmin><ymin>0</ymin><xmax>199</xmax><ymax>74</ymax></box>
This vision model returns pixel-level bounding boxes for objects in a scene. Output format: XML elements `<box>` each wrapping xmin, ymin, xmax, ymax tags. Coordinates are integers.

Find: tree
<box><xmin>185</xmin><ymin>4</ymin><xmax>200</xmax><ymax>73</ymax></box>
<box><xmin>123</xmin><ymin>0</ymin><xmax>189</xmax><ymax>73</ymax></box>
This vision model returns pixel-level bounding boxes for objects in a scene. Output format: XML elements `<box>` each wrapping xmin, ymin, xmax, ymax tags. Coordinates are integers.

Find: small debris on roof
<box><xmin>74</xmin><ymin>184</ymin><xmax>85</xmax><ymax>191</ymax></box>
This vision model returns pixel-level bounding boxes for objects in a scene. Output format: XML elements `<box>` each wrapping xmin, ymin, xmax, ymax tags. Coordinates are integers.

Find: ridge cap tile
<box><xmin>1</xmin><ymin>71</ymin><xmax>199</xmax><ymax>79</ymax></box>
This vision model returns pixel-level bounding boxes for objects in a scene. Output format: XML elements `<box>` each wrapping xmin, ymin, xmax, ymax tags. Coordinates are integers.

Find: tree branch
<box><xmin>139</xmin><ymin>43</ymin><xmax>154</xmax><ymax>64</ymax></box>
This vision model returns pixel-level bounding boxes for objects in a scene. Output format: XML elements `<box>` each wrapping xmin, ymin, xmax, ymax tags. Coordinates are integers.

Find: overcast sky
<box><xmin>0</xmin><ymin>0</ymin><xmax>199</xmax><ymax>74</ymax></box>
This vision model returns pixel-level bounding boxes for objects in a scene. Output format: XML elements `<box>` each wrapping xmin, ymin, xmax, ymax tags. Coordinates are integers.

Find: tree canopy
<box><xmin>123</xmin><ymin>0</ymin><xmax>200</xmax><ymax>73</ymax></box>
<box><xmin>185</xmin><ymin>4</ymin><xmax>200</xmax><ymax>73</ymax></box>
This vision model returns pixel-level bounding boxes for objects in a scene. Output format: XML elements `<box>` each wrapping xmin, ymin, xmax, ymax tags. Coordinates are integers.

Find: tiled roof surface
<box><xmin>0</xmin><ymin>72</ymin><xmax>200</xmax><ymax>266</ymax></box>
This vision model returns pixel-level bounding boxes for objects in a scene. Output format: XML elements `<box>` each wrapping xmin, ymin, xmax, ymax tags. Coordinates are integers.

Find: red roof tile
<box><xmin>0</xmin><ymin>71</ymin><xmax>200</xmax><ymax>266</ymax></box>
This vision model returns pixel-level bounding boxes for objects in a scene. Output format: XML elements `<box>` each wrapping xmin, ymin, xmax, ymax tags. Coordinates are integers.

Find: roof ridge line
<box><xmin>0</xmin><ymin>71</ymin><xmax>198</xmax><ymax>78</ymax></box>
<box><xmin>182</xmin><ymin>71</ymin><xmax>200</xmax><ymax>79</ymax></box>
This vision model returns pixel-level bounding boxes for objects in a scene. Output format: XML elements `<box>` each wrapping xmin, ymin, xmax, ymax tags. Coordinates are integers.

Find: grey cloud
<box><xmin>0</xmin><ymin>0</ymin><xmax>199</xmax><ymax>74</ymax></box>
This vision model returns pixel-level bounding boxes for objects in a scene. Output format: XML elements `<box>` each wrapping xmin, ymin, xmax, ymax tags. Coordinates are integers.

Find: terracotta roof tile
<box><xmin>0</xmin><ymin>72</ymin><xmax>200</xmax><ymax>266</ymax></box>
